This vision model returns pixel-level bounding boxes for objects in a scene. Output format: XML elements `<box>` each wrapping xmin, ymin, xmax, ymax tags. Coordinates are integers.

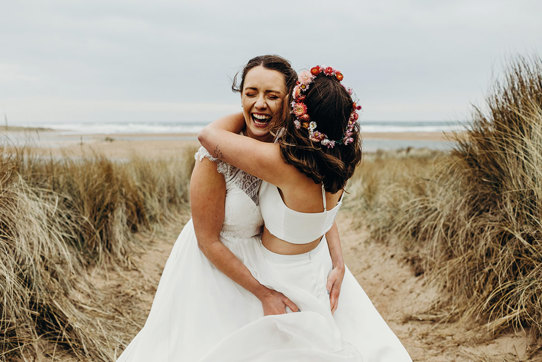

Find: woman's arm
<box><xmin>190</xmin><ymin>157</ymin><xmax>299</xmax><ymax>315</ymax></box>
<box><xmin>198</xmin><ymin>114</ymin><xmax>294</xmax><ymax>187</ymax></box>
<box><xmin>325</xmin><ymin>221</ymin><xmax>346</xmax><ymax>313</ymax></box>
<box><xmin>208</xmin><ymin>112</ymin><xmax>246</xmax><ymax>133</ymax></box>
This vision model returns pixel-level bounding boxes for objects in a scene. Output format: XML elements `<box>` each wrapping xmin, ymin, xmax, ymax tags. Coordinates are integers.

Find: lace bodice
<box><xmin>195</xmin><ymin>147</ymin><xmax>263</xmax><ymax>239</ymax></box>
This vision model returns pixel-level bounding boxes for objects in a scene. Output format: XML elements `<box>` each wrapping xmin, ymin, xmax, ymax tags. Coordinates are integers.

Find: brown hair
<box><xmin>278</xmin><ymin>74</ymin><xmax>363</xmax><ymax>193</ymax></box>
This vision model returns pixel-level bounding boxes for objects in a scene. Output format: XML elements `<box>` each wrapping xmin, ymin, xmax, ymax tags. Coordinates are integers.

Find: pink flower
<box><xmin>298</xmin><ymin>70</ymin><xmax>314</xmax><ymax>85</ymax></box>
<box><xmin>294</xmin><ymin>120</ymin><xmax>301</xmax><ymax>129</ymax></box>
<box><xmin>293</xmin><ymin>102</ymin><xmax>307</xmax><ymax>117</ymax></box>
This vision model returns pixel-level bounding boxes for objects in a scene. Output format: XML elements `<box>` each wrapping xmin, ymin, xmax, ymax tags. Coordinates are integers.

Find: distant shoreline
<box><xmin>3</xmin><ymin>126</ymin><xmax>54</xmax><ymax>132</ymax></box>
<box><xmin>4</xmin><ymin>129</ymin><xmax>453</xmax><ymax>140</ymax></box>
<box><xmin>1</xmin><ymin>129</ymin><xmax>458</xmax><ymax>160</ymax></box>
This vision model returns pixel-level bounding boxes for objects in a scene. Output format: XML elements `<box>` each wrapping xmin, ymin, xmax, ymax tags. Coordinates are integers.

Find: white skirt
<box><xmin>201</xmin><ymin>237</ymin><xmax>411</xmax><ymax>362</ymax></box>
<box><xmin>118</xmin><ymin>223</ymin><xmax>411</xmax><ymax>361</ymax></box>
<box><xmin>117</xmin><ymin>220</ymin><xmax>263</xmax><ymax>361</ymax></box>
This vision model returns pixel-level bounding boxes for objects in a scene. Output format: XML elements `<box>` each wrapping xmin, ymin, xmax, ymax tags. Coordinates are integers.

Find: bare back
<box><xmin>261</xmin><ymin>171</ymin><xmax>344</xmax><ymax>255</ymax></box>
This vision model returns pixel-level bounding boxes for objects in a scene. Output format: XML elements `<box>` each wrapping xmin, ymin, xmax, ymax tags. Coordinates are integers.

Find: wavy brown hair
<box><xmin>277</xmin><ymin>74</ymin><xmax>362</xmax><ymax>193</ymax></box>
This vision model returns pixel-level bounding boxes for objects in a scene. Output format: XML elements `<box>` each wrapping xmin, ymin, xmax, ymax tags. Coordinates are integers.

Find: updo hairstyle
<box><xmin>278</xmin><ymin>74</ymin><xmax>362</xmax><ymax>193</ymax></box>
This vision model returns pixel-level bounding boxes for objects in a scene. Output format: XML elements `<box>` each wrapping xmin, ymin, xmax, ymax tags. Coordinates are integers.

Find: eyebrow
<box><xmin>244</xmin><ymin>87</ymin><xmax>283</xmax><ymax>94</ymax></box>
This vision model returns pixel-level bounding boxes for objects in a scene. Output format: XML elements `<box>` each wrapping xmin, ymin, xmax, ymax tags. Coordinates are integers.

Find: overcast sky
<box><xmin>1</xmin><ymin>0</ymin><xmax>541</xmax><ymax>125</ymax></box>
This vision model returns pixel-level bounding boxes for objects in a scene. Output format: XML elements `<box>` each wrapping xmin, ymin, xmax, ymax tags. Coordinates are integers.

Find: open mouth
<box><xmin>251</xmin><ymin>113</ymin><xmax>272</xmax><ymax>128</ymax></box>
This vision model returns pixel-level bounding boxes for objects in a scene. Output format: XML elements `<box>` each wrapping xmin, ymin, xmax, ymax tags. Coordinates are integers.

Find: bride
<box><xmin>118</xmin><ymin>55</ymin><xmax>346</xmax><ymax>361</ymax></box>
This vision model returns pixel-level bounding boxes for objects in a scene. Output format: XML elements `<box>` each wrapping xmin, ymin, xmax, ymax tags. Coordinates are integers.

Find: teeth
<box><xmin>253</xmin><ymin>114</ymin><xmax>271</xmax><ymax>121</ymax></box>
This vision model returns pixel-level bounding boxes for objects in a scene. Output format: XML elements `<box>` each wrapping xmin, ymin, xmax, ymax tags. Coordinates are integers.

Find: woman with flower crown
<box><xmin>198</xmin><ymin>65</ymin><xmax>411</xmax><ymax>361</ymax></box>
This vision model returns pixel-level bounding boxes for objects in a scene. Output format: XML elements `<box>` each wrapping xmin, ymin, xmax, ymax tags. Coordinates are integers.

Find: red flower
<box><xmin>310</xmin><ymin>66</ymin><xmax>321</xmax><ymax>76</ymax></box>
<box><xmin>335</xmin><ymin>72</ymin><xmax>343</xmax><ymax>81</ymax></box>
<box><xmin>324</xmin><ymin>67</ymin><xmax>334</xmax><ymax>76</ymax></box>
<box><xmin>300</xmin><ymin>113</ymin><xmax>311</xmax><ymax>122</ymax></box>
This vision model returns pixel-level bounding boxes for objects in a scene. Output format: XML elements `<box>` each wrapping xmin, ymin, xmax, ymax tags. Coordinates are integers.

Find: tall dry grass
<box><xmin>347</xmin><ymin>57</ymin><xmax>542</xmax><ymax>339</ymax></box>
<box><xmin>0</xmin><ymin>145</ymin><xmax>196</xmax><ymax>360</ymax></box>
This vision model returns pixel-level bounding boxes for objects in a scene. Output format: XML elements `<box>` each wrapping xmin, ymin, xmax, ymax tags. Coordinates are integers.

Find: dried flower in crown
<box><xmin>291</xmin><ymin>65</ymin><xmax>361</xmax><ymax>148</ymax></box>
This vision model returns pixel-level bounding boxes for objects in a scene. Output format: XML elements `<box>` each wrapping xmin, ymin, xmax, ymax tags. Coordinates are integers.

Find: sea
<box><xmin>4</xmin><ymin>120</ymin><xmax>467</xmax><ymax>151</ymax></box>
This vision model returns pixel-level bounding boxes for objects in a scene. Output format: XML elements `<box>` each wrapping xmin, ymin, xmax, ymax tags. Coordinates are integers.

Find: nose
<box><xmin>255</xmin><ymin>94</ymin><xmax>267</xmax><ymax>110</ymax></box>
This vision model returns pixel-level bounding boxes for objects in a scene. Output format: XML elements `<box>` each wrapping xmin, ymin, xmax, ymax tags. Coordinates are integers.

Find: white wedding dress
<box><xmin>118</xmin><ymin>147</ymin><xmax>411</xmax><ymax>362</ymax></box>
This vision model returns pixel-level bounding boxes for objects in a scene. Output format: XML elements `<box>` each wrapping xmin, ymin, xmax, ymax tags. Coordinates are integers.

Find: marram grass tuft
<box><xmin>347</xmin><ymin>56</ymin><xmax>542</xmax><ymax>341</ymax></box>
<box><xmin>0</xmin><ymin>145</ymin><xmax>196</xmax><ymax>360</ymax></box>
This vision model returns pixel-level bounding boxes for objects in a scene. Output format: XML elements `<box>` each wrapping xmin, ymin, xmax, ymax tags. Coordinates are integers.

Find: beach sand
<box><xmin>3</xmin><ymin>129</ymin><xmax>456</xmax><ymax>160</ymax></box>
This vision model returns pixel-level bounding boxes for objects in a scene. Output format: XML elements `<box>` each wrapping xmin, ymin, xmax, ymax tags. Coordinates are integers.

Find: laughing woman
<box><xmin>117</xmin><ymin>55</ymin><xmax>347</xmax><ymax>361</ymax></box>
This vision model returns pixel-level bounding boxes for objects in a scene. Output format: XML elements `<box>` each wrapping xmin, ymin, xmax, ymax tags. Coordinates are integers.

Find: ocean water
<box><xmin>6</xmin><ymin>120</ymin><xmax>466</xmax><ymax>151</ymax></box>
<box><xmin>13</xmin><ymin>119</ymin><xmax>465</xmax><ymax>135</ymax></box>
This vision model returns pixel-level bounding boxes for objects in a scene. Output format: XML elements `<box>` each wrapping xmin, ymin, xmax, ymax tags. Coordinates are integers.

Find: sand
<box><xmin>3</xmin><ymin>129</ymin><xmax>456</xmax><ymax>160</ymax></box>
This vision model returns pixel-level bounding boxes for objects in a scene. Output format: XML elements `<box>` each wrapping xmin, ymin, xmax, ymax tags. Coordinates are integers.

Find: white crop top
<box><xmin>259</xmin><ymin>181</ymin><xmax>343</xmax><ymax>244</ymax></box>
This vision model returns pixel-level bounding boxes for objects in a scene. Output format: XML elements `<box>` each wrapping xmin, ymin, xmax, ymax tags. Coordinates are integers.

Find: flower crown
<box><xmin>291</xmin><ymin>65</ymin><xmax>361</xmax><ymax>148</ymax></box>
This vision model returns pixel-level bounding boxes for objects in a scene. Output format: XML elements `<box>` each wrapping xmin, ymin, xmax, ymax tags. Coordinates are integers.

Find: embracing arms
<box><xmin>190</xmin><ymin>156</ymin><xmax>299</xmax><ymax>315</ymax></box>
<box><xmin>199</xmin><ymin>113</ymin><xmax>347</xmax><ymax>312</ymax></box>
<box><xmin>197</xmin><ymin>113</ymin><xmax>295</xmax><ymax>188</ymax></box>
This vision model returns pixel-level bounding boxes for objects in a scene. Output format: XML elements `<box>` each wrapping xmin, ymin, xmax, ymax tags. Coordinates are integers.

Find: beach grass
<box><xmin>0</xmin><ymin>145</ymin><xmax>196</xmax><ymax>360</ymax></box>
<box><xmin>346</xmin><ymin>56</ymin><xmax>542</xmax><ymax>342</ymax></box>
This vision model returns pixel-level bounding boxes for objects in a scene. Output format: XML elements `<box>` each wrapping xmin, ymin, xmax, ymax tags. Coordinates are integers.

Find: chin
<box><xmin>247</xmin><ymin>125</ymin><xmax>271</xmax><ymax>140</ymax></box>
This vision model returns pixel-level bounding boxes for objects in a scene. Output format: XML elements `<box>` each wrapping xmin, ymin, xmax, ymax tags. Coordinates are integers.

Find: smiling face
<box><xmin>241</xmin><ymin>66</ymin><xmax>287</xmax><ymax>142</ymax></box>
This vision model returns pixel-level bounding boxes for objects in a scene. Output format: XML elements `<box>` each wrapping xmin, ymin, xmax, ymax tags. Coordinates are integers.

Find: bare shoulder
<box><xmin>190</xmin><ymin>157</ymin><xmax>225</xmax><ymax>194</ymax></box>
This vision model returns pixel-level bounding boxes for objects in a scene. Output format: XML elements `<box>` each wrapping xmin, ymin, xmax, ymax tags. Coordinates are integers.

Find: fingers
<box><xmin>284</xmin><ymin>297</ymin><xmax>299</xmax><ymax>312</ymax></box>
<box><xmin>329</xmin><ymin>286</ymin><xmax>340</xmax><ymax>313</ymax></box>
<box><xmin>326</xmin><ymin>275</ymin><xmax>334</xmax><ymax>293</ymax></box>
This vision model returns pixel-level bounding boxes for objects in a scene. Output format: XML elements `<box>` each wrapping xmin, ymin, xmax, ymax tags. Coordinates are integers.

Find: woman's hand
<box><xmin>326</xmin><ymin>264</ymin><xmax>345</xmax><ymax>314</ymax></box>
<box><xmin>259</xmin><ymin>288</ymin><xmax>299</xmax><ymax>316</ymax></box>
